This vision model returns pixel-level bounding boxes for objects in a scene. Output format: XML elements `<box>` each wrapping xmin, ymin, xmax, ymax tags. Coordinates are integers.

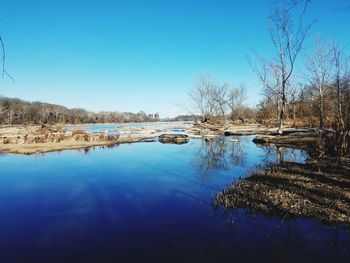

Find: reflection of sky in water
<box><xmin>0</xmin><ymin>138</ymin><xmax>348</xmax><ymax>262</ymax></box>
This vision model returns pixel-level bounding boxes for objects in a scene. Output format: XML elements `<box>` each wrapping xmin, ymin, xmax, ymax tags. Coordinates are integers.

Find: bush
<box><xmin>83</xmin><ymin>133</ymin><xmax>90</xmax><ymax>142</ymax></box>
<box><xmin>56</xmin><ymin>134</ymin><xmax>66</xmax><ymax>142</ymax></box>
<box><xmin>34</xmin><ymin>136</ymin><xmax>46</xmax><ymax>143</ymax></box>
<box><xmin>72</xmin><ymin>129</ymin><xmax>86</xmax><ymax>136</ymax></box>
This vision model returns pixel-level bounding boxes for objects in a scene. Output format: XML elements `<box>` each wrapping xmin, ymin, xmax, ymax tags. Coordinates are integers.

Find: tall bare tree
<box><xmin>270</xmin><ymin>0</ymin><xmax>313</xmax><ymax>133</ymax></box>
<box><xmin>305</xmin><ymin>39</ymin><xmax>333</xmax><ymax>129</ymax></box>
<box><xmin>331</xmin><ymin>42</ymin><xmax>348</xmax><ymax>131</ymax></box>
<box><xmin>251</xmin><ymin>0</ymin><xmax>313</xmax><ymax>134</ymax></box>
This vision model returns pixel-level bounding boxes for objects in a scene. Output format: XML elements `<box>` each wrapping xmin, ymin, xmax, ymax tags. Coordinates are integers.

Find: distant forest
<box><xmin>0</xmin><ymin>96</ymin><xmax>161</xmax><ymax>124</ymax></box>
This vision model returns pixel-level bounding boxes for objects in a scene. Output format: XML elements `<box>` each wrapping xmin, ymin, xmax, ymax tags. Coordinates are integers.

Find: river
<box><xmin>0</xmin><ymin>136</ymin><xmax>349</xmax><ymax>262</ymax></box>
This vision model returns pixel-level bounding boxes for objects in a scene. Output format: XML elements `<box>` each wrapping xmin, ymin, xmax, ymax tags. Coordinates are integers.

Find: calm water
<box><xmin>0</xmin><ymin>137</ymin><xmax>349</xmax><ymax>263</ymax></box>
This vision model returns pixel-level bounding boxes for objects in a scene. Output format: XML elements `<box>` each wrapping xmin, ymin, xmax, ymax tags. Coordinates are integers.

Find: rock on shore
<box><xmin>158</xmin><ymin>134</ymin><xmax>189</xmax><ymax>144</ymax></box>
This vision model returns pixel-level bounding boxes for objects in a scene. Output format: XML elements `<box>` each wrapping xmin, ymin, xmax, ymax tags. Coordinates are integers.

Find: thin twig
<box><xmin>0</xmin><ymin>35</ymin><xmax>14</xmax><ymax>81</ymax></box>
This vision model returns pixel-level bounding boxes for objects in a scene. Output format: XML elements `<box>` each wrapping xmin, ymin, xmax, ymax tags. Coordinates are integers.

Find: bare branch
<box><xmin>0</xmin><ymin>35</ymin><xmax>14</xmax><ymax>81</ymax></box>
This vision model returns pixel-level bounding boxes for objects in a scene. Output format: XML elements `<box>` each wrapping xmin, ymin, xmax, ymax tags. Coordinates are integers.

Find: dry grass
<box><xmin>214</xmin><ymin>159</ymin><xmax>350</xmax><ymax>224</ymax></box>
<box><xmin>0</xmin><ymin>124</ymin><xmax>124</xmax><ymax>154</ymax></box>
<box><xmin>72</xmin><ymin>129</ymin><xmax>86</xmax><ymax>136</ymax></box>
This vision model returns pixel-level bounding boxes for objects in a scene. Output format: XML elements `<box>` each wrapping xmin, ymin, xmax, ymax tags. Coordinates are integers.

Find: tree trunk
<box><xmin>278</xmin><ymin>99</ymin><xmax>285</xmax><ymax>134</ymax></box>
<box><xmin>319</xmin><ymin>92</ymin><xmax>324</xmax><ymax>130</ymax></box>
<box><xmin>293</xmin><ymin>104</ymin><xmax>296</xmax><ymax>119</ymax></box>
<box><xmin>336</xmin><ymin>78</ymin><xmax>344</xmax><ymax>131</ymax></box>
<box><xmin>278</xmin><ymin>82</ymin><xmax>286</xmax><ymax>135</ymax></box>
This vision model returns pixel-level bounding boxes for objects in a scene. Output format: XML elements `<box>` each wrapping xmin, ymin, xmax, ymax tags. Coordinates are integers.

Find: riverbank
<box><xmin>0</xmin><ymin>122</ymin><xmax>196</xmax><ymax>154</ymax></box>
<box><xmin>252</xmin><ymin>131</ymin><xmax>318</xmax><ymax>150</ymax></box>
<box><xmin>214</xmin><ymin>157</ymin><xmax>350</xmax><ymax>224</ymax></box>
<box><xmin>0</xmin><ymin>124</ymin><xmax>160</xmax><ymax>154</ymax></box>
<box><xmin>0</xmin><ymin>134</ymin><xmax>160</xmax><ymax>155</ymax></box>
<box><xmin>0</xmin><ymin>122</ymin><xmax>320</xmax><ymax>154</ymax></box>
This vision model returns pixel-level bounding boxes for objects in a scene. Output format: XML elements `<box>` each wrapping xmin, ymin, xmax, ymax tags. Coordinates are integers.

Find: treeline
<box><xmin>257</xmin><ymin>71</ymin><xmax>350</xmax><ymax>130</ymax></box>
<box><xmin>0</xmin><ymin>96</ymin><xmax>159</xmax><ymax>124</ymax></box>
<box><xmin>173</xmin><ymin>115</ymin><xmax>199</xmax><ymax>122</ymax></box>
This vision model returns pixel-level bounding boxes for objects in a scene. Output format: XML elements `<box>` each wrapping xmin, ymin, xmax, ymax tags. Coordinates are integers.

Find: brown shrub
<box><xmin>107</xmin><ymin>135</ymin><xmax>119</xmax><ymax>141</ymax></box>
<box><xmin>72</xmin><ymin>129</ymin><xmax>86</xmax><ymax>136</ymax></box>
<box><xmin>72</xmin><ymin>133</ymin><xmax>90</xmax><ymax>142</ymax></box>
<box><xmin>34</xmin><ymin>136</ymin><xmax>46</xmax><ymax>143</ymax></box>
<box><xmin>83</xmin><ymin>133</ymin><xmax>90</xmax><ymax>142</ymax></box>
<box><xmin>56</xmin><ymin>134</ymin><xmax>66</xmax><ymax>142</ymax></box>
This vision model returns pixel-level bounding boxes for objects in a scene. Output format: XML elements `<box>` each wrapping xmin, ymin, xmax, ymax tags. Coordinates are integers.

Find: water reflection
<box><xmin>192</xmin><ymin>137</ymin><xmax>247</xmax><ymax>183</ymax></box>
<box><xmin>259</xmin><ymin>145</ymin><xmax>308</xmax><ymax>164</ymax></box>
<box><xmin>191</xmin><ymin>137</ymin><xmax>308</xmax><ymax>184</ymax></box>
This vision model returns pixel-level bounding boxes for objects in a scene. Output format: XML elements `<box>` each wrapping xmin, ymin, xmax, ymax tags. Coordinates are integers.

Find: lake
<box><xmin>0</xmin><ymin>136</ymin><xmax>349</xmax><ymax>262</ymax></box>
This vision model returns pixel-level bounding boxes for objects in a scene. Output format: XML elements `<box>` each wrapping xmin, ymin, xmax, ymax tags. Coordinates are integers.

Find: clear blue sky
<box><xmin>1</xmin><ymin>0</ymin><xmax>349</xmax><ymax>117</ymax></box>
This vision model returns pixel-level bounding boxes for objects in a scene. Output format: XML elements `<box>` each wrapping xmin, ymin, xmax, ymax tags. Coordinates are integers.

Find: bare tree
<box><xmin>250</xmin><ymin>57</ymin><xmax>282</xmax><ymax>120</ymax></box>
<box><xmin>270</xmin><ymin>0</ymin><xmax>313</xmax><ymax>133</ymax></box>
<box><xmin>251</xmin><ymin>0</ymin><xmax>313</xmax><ymax>134</ymax></box>
<box><xmin>227</xmin><ymin>84</ymin><xmax>247</xmax><ymax>121</ymax></box>
<box><xmin>287</xmin><ymin>82</ymin><xmax>299</xmax><ymax>119</ymax></box>
<box><xmin>331</xmin><ymin>42</ymin><xmax>348</xmax><ymax>131</ymax></box>
<box><xmin>305</xmin><ymin>39</ymin><xmax>333</xmax><ymax>129</ymax></box>
<box><xmin>189</xmin><ymin>74</ymin><xmax>217</xmax><ymax>121</ymax></box>
<box><xmin>189</xmin><ymin>74</ymin><xmax>229</xmax><ymax>121</ymax></box>
<box><xmin>210</xmin><ymin>83</ymin><xmax>228</xmax><ymax>118</ymax></box>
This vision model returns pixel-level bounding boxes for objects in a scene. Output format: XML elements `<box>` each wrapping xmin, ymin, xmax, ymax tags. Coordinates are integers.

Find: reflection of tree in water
<box><xmin>230</xmin><ymin>139</ymin><xmax>246</xmax><ymax>166</ymax></box>
<box><xmin>193</xmin><ymin>138</ymin><xmax>247</xmax><ymax>183</ymax></box>
<box><xmin>260</xmin><ymin>146</ymin><xmax>308</xmax><ymax>164</ymax></box>
<box><xmin>74</xmin><ymin>144</ymin><xmax>120</xmax><ymax>155</ymax></box>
